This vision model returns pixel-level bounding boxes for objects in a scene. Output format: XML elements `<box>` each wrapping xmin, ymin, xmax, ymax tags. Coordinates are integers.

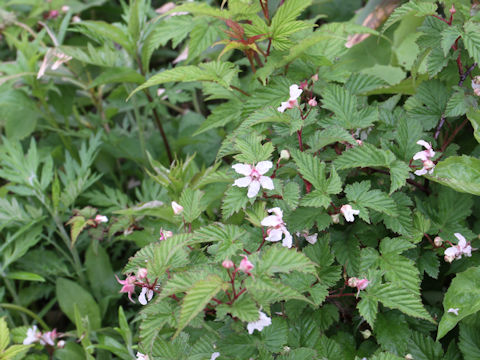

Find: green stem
<box><xmin>3</xmin><ymin>279</ymin><xmax>28</xmax><ymax>325</ymax></box>
<box><xmin>0</xmin><ymin>303</ymin><xmax>49</xmax><ymax>330</ymax></box>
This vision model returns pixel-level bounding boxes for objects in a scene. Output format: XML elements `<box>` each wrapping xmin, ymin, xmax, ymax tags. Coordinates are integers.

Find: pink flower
<box><xmin>232</xmin><ymin>161</ymin><xmax>274</xmax><ymax>198</ymax></box>
<box><xmin>40</xmin><ymin>329</ymin><xmax>57</xmax><ymax>346</ymax></box>
<box><xmin>222</xmin><ymin>259</ymin><xmax>234</xmax><ymax>269</ymax></box>
<box><xmin>61</xmin><ymin>5</ymin><xmax>70</xmax><ymax>12</ymax></box>
<box><xmin>444</xmin><ymin>233</ymin><xmax>475</xmax><ymax>262</ymax></box>
<box><xmin>340</xmin><ymin>204</ymin><xmax>360</xmax><ymax>222</ymax></box>
<box><xmin>311</xmin><ymin>74</ymin><xmax>319</xmax><ymax>82</ymax></box>
<box><xmin>159</xmin><ymin>229</ymin><xmax>173</xmax><ymax>240</ymax></box>
<box><xmin>447</xmin><ymin>308</ymin><xmax>459</xmax><ymax>316</ymax></box>
<box><xmin>238</xmin><ymin>256</ymin><xmax>254</xmax><ymax>273</ymax></box>
<box><xmin>308</xmin><ymin>98</ymin><xmax>317</xmax><ymax>107</ymax></box>
<box><xmin>138</xmin><ymin>287</ymin><xmax>154</xmax><ymax>305</ymax></box>
<box><xmin>413</xmin><ymin>140</ymin><xmax>436</xmax><ymax>176</ymax></box>
<box><xmin>348</xmin><ymin>277</ymin><xmax>370</xmax><ymax>297</ymax></box>
<box><xmin>247</xmin><ymin>311</ymin><xmax>272</xmax><ymax>334</ymax></box>
<box><xmin>261</xmin><ymin>207</ymin><xmax>292</xmax><ymax>248</ymax></box>
<box><xmin>137</xmin><ymin>268</ymin><xmax>148</xmax><ymax>279</ymax></box>
<box><xmin>277</xmin><ymin>84</ymin><xmax>302</xmax><ymax>112</ymax></box>
<box><xmin>116</xmin><ymin>274</ymin><xmax>137</xmax><ymax>303</ymax></box>
<box><xmin>95</xmin><ymin>215</ymin><xmax>108</xmax><ymax>223</ymax></box>
<box><xmin>23</xmin><ymin>325</ymin><xmax>42</xmax><ymax>345</ymax></box>
<box><xmin>171</xmin><ymin>201</ymin><xmax>183</xmax><ymax>215</ymax></box>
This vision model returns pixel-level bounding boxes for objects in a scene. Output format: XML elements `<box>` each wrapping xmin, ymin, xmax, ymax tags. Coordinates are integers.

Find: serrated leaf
<box><xmin>437</xmin><ymin>266</ymin><xmax>480</xmax><ymax>340</ymax></box>
<box><xmin>445</xmin><ymin>89</ymin><xmax>468</xmax><ymax>117</ymax></box>
<box><xmin>345</xmin><ymin>73</ymin><xmax>388</xmax><ymax>95</ymax></box>
<box><xmin>139</xmin><ymin>302</ymin><xmax>175</xmax><ymax>353</ymax></box>
<box><xmin>0</xmin><ymin>317</ymin><xmax>9</xmax><ymax>352</ymax></box>
<box><xmin>256</xmin><ymin>244</ymin><xmax>316</xmax><ymax>276</ymax></box>
<box><xmin>291</xmin><ymin>149</ymin><xmax>325</xmax><ymax>189</ymax></box>
<box><xmin>283</xmin><ymin>182</ymin><xmax>300</xmax><ymax>210</ymax></box>
<box><xmin>383</xmin><ymin>0</ymin><xmax>437</xmax><ymax>32</ymax></box>
<box><xmin>306</xmin><ymin>127</ymin><xmax>356</xmax><ymax>152</ymax></box>
<box><xmin>427</xmin><ymin>156</ymin><xmax>480</xmax><ymax>196</ymax></box>
<box><xmin>245</xmin><ymin>276</ymin><xmax>313</xmax><ymax>307</ymax></box>
<box><xmin>219</xmin><ymin>294</ymin><xmax>259</xmax><ymax>322</ymax></box>
<box><xmin>409</xmin><ymin>331</ymin><xmax>444</xmax><ymax>360</ymax></box>
<box><xmin>188</xmin><ymin>18</ymin><xmax>223</xmax><ymax>60</ymax></box>
<box><xmin>222</xmin><ymin>186</ymin><xmax>249</xmax><ymax>219</ymax></box>
<box><xmin>467</xmin><ymin>108</ymin><xmax>480</xmax><ymax>144</ymax></box>
<box><xmin>300</xmin><ymin>190</ymin><xmax>330</xmax><ymax>209</ymax></box>
<box><xmin>375</xmin><ymin>312</ymin><xmax>410</xmax><ymax>355</ymax></box>
<box><xmin>459</xmin><ymin>321</ymin><xmax>480</xmax><ymax>360</ymax></box>
<box><xmin>180</xmin><ymin>188</ymin><xmax>204</xmax><ymax>223</ymax></box>
<box><xmin>1</xmin><ymin>344</ymin><xmax>32</xmax><ymax>359</ymax></box>
<box><xmin>418</xmin><ymin>251</ymin><xmax>440</xmax><ymax>279</ymax></box>
<box><xmin>234</xmin><ymin>133</ymin><xmax>274</xmax><ymax>164</ymax></box>
<box><xmin>381</xmin><ymin>254</ymin><xmax>421</xmax><ymax>294</ymax></box>
<box><xmin>463</xmin><ymin>21</ymin><xmax>480</xmax><ymax>64</ymax></box>
<box><xmin>331</xmin><ymin>233</ymin><xmax>360</xmax><ymax>276</ymax></box>
<box><xmin>345</xmin><ymin>181</ymin><xmax>398</xmax><ymax>217</ymax></box>
<box><xmin>357</xmin><ymin>295</ymin><xmax>378</xmax><ymax>327</ymax></box>
<box><xmin>441</xmin><ymin>26</ymin><xmax>461</xmax><ymax>57</ymax></box>
<box><xmin>426</xmin><ymin>47</ymin><xmax>449</xmax><ymax>78</ymax></box>
<box><xmin>370</xmin><ymin>283</ymin><xmax>433</xmax><ymax>323</ymax></box>
<box><xmin>175</xmin><ymin>275</ymin><xmax>224</xmax><ymax>337</ymax></box>
<box><xmin>261</xmin><ymin>317</ymin><xmax>288</xmax><ymax>353</ymax></box>
<box><xmin>128</xmin><ymin>61</ymin><xmax>239</xmax><ymax>99</ymax></box>
<box><xmin>194</xmin><ymin>100</ymin><xmax>242</xmax><ymax>136</ymax></box>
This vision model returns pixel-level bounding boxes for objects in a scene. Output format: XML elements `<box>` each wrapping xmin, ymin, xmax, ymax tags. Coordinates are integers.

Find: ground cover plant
<box><xmin>1</xmin><ymin>0</ymin><xmax>480</xmax><ymax>359</ymax></box>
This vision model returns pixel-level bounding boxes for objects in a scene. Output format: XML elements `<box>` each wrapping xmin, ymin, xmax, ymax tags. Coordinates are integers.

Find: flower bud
<box><xmin>405</xmin><ymin>354</ymin><xmax>413</xmax><ymax>360</ymax></box>
<box><xmin>449</xmin><ymin>4</ymin><xmax>456</xmax><ymax>14</ymax></box>
<box><xmin>311</xmin><ymin>74</ymin><xmax>319</xmax><ymax>82</ymax></box>
<box><xmin>280</xmin><ymin>149</ymin><xmax>290</xmax><ymax>161</ymax></box>
<box><xmin>360</xmin><ymin>329</ymin><xmax>371</xmax><ymax>339</ymax></box>
<box><xmin>137</xmin><ymin>268</ymin><xmax>148</xmax><ymax>279</ymax></box>
<box><xmin>308</xmin><ymin>98</ymin><xmax>317</xmax><ymax>107</ymax></box>
<box><xmin>356</xmin><ymin>278</ymin><xmax>370</xmax><ymax>290</ymax></box>
<box><xmin>160</xmin><ymin>229</ymin><xmax>173</xmax><ymax>241</ymax></box>
<box><xmin>347</xmin><ymin>277</ymin><xmax>358</xmax><ymax>287</ymax></box>
<box><xmin>356</xmin><ymin>139</ymin><xmax>363</xmax><ymax>146</ymax></box>
<box><xmin>61</xmin><ymin>5</ymin><xmax>70</xmax><ymax>12</ymax></box>
<box><xmin>299</xmin><ymin>80</ymin><xmax>308</xmax><ymax>90</ymax></box>
<box><xmin>331</xmin><ymin>213</ymin><xmax>340</xmax><ymax>224</ymax></box>
<box><xmin>222</xmin><ymin>259</ymin><xmax>234</xmax><ymax>269</ymax></box>
<box><xmin>95</xmin><ymin>214</ymin><xmax>108</xmax><ymax>223</ymax></box>
<box><xmin>72</xmin><ymin>15</ymin><xmax>81</xmax><ymax>23</ymax></box>
<box><xmin>57</xmin><ymin>340</ymin><xmax>65</xmax><ymax>348</ymax></box>
<box><xmin>444</xmin><ymin>254</ymin><xmax>455</xmax><ymax>263</ymax></box>
<box><xmin>434</xmin><ymin>236</ymin><xmax>443</xmax><ymax>247</ymax></box>
<box><xmin>171</xmin><ymin>201</ymin><xmax>184</xmax><ymax>215</ymax></box>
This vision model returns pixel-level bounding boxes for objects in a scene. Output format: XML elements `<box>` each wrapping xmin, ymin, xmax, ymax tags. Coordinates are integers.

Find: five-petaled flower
<box><xmin>115</xmin><ymin>274</ymin><xmax>137</xmax><ymax>303</ymax></box>
<box><xmin>238</xmin><ymin>256</ymin><xmax>254</xmax><ymax>274</ymax></box>
<box><xmin>261</xmin><ymin>207</ymin><xmax>292</xmax><ymax>248</ymax></box>
<box><xmin>277</xmin><ymin>84</ymin><xmax>302</xmax><ymax>112</ymax></box>
<box><xmin>413</xmin><ymin>140</ymin><xmax>435</xmax><ymax>176</ymax></box>
<box><xmin>444</xmin><ymin>233</ymin><xmax>474</xmax><ymax>262</ymax></box>
<box><xmin>340</xmin><ymin>204</ymin><xmax>360</xmax><ymax>222</ymax></box>
<box><xmin>247</xmin><ymin>311</ymin><xmax>272</xmax><ymax>334</ymax></box>
<box><xmin>232</xmin><ymin>161</ymin><xmax>274</xmax><ymax>198</ymax></box>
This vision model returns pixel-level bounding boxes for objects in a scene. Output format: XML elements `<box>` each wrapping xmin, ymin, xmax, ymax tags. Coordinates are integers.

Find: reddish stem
<box><xmin>441</xmin><ymin>118</ymin><xmax>469</xmax><ymax>153</ymax></box>
<box><xmin>327</xmin><ymin>293</ymin><xmax>356</xmax><ymax>299</ymax></box>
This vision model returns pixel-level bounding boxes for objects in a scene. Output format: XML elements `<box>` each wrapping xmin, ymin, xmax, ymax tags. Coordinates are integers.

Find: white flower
<box><xmin>413</xmin><ymin>140</ymin><xmax>435</xmax><ymax>176</ymax></box>
<box><xmin>211</xmin><ymin>352</ymin><xmax>220</xmax><ymax>360</ymax></box>
<box><xmin>277</xmin><ymin>84</ymin><xmax>302</xmax><ymax>112</ymax></box>
<box><xmin>23</xmin><ymin>325</ymin><xmax>41</xmax><ymax>345</ymax></box>
<box><xmin>136</xmin><ymin>352</ymin><xmax>149</xmax><ymax>360</ymax></box>
<box><xmin>95</xmin><ymin>215</ymin><xmax>108</xmax><ymax>223</ymax></box>
<box><xmin>171</xmin><ymin>201</ymin><xmax>184</xmax><ymax>215</ymax></box>
<box><xmin>444</xmin><ymin>233</ymin><xmax>474</xmax><ymax>262</ymax></box>
<box><xmin>261</xmin><ymin>207</ymin><xmax>292</xmax><ymax>248</ymax></box>
<box><xmin>37</xmin><ymin>48</ymin><xmax>72</xmax><ymax>79</ymax></box>
<box><xmin>40</xmin><ymin>330</ymin><xmax>57</xmax><ymax>346</ymax></box>
<box><xmin>296</xmin><ymin>231</ymin><xmax>317</xmax><ymax>244</ymax></box>
<box><xmin>447</xmin><ymin>308</ymin><xmax>459</xmax><ymax>316</ymax></box>
<box><xmin>247</xmin><ymin>311</ymin><xmax>272</xmax><ymax>334</ymax></box>
<box><xmin>138</xmin><ymin>287</ymin><xmax>154</xmax><ymax>305</ymax></box>
<box><xmin>232</xmin><ymin>161</ymin><xmax>274</xmax><ymax>198</ymax></box>
<box><xmin>340</xmin><ymin>204</ymin><xmax>360</xmax><ymax>222</ymax></box>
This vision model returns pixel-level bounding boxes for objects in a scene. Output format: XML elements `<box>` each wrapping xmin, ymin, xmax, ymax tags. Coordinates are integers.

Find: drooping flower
<box><xmin>57</xmin><ymin>340</ymin><xmax>65</xmax><ymax>348</ymax></box>
<box><xmin>247</xmin><ymin>311</ymin><xmax>272</xmax><ymax>334</ymax></box>
<box><xmin>261</xmin><ymin>207</ymin><xmax>292</xmax><ymax>248</ymax></box>
<box><xmin>447</xmin><ymin>308</ymin><xmax>459</xmax><ymax>316</ymax></box>
<box><xmin>340</xmin><ymin>204</ymin><xmax>360</xmax><ymax>222</ymax></box>
<box><xmin>23</xmin><ymin>325</ymin><xmax>42</xmax><ymax>345</ymax></box>
<box><xmin>171</xmin><ymin>201</ymin><xmax>184</xmax><ymax>215</ymax></box>
<box><xmin>116</xmin><ymin>274</ymin><xmax>137</xmax><ymax>303</ymax></box>
<box><xmin>95</xmin><ymin>215</ymin><xmax>108</xmax><ymax>223</ymax></box>
<box><xmin>37</xmin><ymin>48</ymin><xmax>72</xmax><ymax>79</ymax></box>
<box><xmin>277</xmin><ymin>84</ymin><xmax>302</xmax><ymax>113</ymax></box>
<box><xmin>136</xmin><ymin>352</ymin><xmax>149</xmax><ymax>360</ymax></box>
<box><xmin>238</xmin><ymin>256</ymin><xmax>254</xmax><ymax>274</ymax></box>
<box><xmin>348</xmin><ymin>277</ymin><xmax>370</xmax><ymax>297</ymax></box>
<box><xmin>280</xmin><ymin>149</ymin><xmax>290</xmax><ymax>161</ymax></box>
<box><xmin>444</xmin><ymin>233</ymin><xmax>474</xmax><ymax>262</ymax></box>
<box><xmin>138</xmin><ymin>287</ymin><xmax>154</xmax><ymax>305</ymax></box>
<box><xmin>232</xmin><ymin>161</ymin><xmax>274</xmax><ymax>198</ymax></box>
<box><xmin>413</xmin><ymin>140</ymin><xmax>436</xmax><ymax>176</ymax></box>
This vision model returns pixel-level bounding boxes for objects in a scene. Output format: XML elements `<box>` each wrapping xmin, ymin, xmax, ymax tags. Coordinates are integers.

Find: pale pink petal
<box><xmin>305</xmin><ymin>233</ymin><xmax>318</xmax><ymax>244</ymax></box>
<box><xmin>414</xmin><ymin>168</ymin><xmax>428</xmax><ymax>176</ymax></box>
<box><xmin>416</xmin><ymin>140</ymin><xmax>431</xmax><ymax>149</ymax></box>
<box><xmin>259</xmin><ymin>176</ymin><xmax>274</xmax><ymax>190</ymax></box>
<box><xmin>444</xmin><ymin>247</ymin><xmax>459</xmax><ymax>258</ymax></box>
<box><xmin>413</xmin><ymin>151</ymin><xmax>428</xmax><ymax>161</ymax></box>
<box><xmin>232</xmin><ymin>163</ymin><xmax>252</xmax><ymax>176</ymax></box>
<box><xmin>289</xmin><ymin>84</ymin><xmax>302</xmax><ymax>100</ymax></box>
<box><xmin>261</xmin><ymin>215</ymin><xmax>281</xmax><ymax>227</ymax></box>
<box><xmin>454</xmin><ymin>233</ymin><xmax>466</xmax><ymax>245</ymax></box>
<box><xmin>447</xmin><ymin>308</ymin><xmax>459</xmax><ymax>316</ymax></box>
<box><xmin>234</xmin><ymin>176</ymin><xmax>252</xmax><ymax>188</ymax></box>
<box><xmin>268</xmin><ymin>207</ymin><xmax>283</xmax><ymax>218</ymax></box>
<box><xmin>277</xmin><ymin>101</ymin><xmax>289</xmax><ymax>113</ymax></box>
<box><xmin>173</xmin><ymin>47</ymin><xmax>188</xmax><ymax>64</ymax></box>
<box><xmin>282</xmin><ymin>229</ymin><xmax>293</xmax><ymax>248</ymax></box>
<box><xmin>266</xmin><ymin>228</ymin><xmax>283</xmax><ymax>242</ymax></box>
<box><xmin>247</xmin><ymin>311</ymin><xmax>272</xmax><ymax>334</ymax></box>
<box><xmin>247</xmin><ymin>180</ymin><xmax>261</xmax><ymax>198</ymax></box>
<box><xmin>255</xmin><ymin>161</ymin><xmax>273</xmax><ymax>175</ymax></box>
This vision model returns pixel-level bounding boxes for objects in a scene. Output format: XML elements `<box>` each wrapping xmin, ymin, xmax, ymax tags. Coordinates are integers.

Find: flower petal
<box><xmin>261</xmin><ymin>215</ymin><xmax>280</xmax><ymax>227</ymax></box>
<box><xmin>268</xmin><ymin>207</ymin><xmax>283</xmax><ymax>218</ymax></box>
<box><xmin>416</xmin><ymin>140</ymin><xmax>431</xmax><ymax>149</ymax></box>
<box><xmin>255</xmin><ymin>161</ymin><xmax>273</xmax><ymax>175</ymax></box>
<box><xmin>232</xmin><ymin>163</ymin><xmax>252</xmax><ymax>176</ymax></box>
<box><xmin>282</xmin><ymin>229</ymin><xmax>293</xmax><ymax>248</ymax></box>
<box><xmin>266</xmin><ymin>228</ymin><xmax>283</xmax><ymax>242</ymax></box>
<box><xmin>259</xmin><ymin>176</ymin><xmax>274</xmax><ymax>190</ymax></box>
<box><xmin>414</xmin><ymin>168</ymin><xmax>428</xmax><ymax>176</ymax></box>
<box><xmin>234</xmin><ymin>176</ymin><xmax>252</xmax><ymax>188</ymax></box>
<box><xmin>413</xmin><ymin>151</ymin><xmax>428</xmax><ymax>161</ymax></box>
<box><xmin>277</xmin><ymin>101</ymin><xmax>289</xmax><ymax>113</ymax></box>
<box><xmin>247</xmin><ymin>180</ymin><xmax>261</xmax><ymax>198</ymax></box>
<box><xmin>289</xmin><ymin>84</ymin><xmax>302</xmax><ymax>100</ymax></box>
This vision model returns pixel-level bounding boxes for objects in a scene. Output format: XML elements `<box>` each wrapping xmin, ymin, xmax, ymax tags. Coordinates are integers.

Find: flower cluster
<box><xmin>23</xmin><ymin>326</ymin><xmax>65</xmax><ymax>348</ymax></box>
<box><xmin>261</xmin><ymin>207</ymin><xmax>292</xmax><ymax>248</ymax></box>
<box><xmin>222</xmin><ymin>256</ymin><xmax>254</xmax><ymax>274</ymax></box>
<box><xmin>413</xmin><ymin>140</ymin><xmax>435</xmax><ymax>176</ymax></box>
<box><xmin>232</xmin><ymin>161</ymin><xmax>274</xmax><ymax>198</ymax></box>
<box><xmin>116</xmin><ymin>267</ymin><xmax>155</xmax><ymax>305</ymax></box>
<box><xmin>444</xmin><ymin>233</ymin><xmax>475</xmax><ymax>262</ymax></box>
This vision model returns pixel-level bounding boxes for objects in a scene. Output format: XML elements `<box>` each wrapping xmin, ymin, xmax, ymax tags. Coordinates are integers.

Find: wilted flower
<box><xmin>95</xmin><ymin>214</ymin><xmax>108</xmax><ymax>223</ymax></box>
<box><xmin>247</xmin><ymin>311</ymin><xmax>272</xmax><ymax>334</ymax></box>
<box><xmin>23</xmin><ymin>325</ymin><xmax>42</xmax><ymax>345</ymax></box>
<box><xmin>222</xmin><ymin>259</ymin><xmax>234</xmax><ymax>269</ymax></box>
<box><xmin>447</xmin><ymin>308</ymin><xmax>459</xmax><ymax>316</ymax></box>
<box><xmin>277</xmin><ymin>84</ymin><xmax>302</xmax><ymax>113</ymax></box>
<box><xmin>138</xmin><ymin>287</ymin><xmax>154</xmax><ymax>305</ymax></box>
<box><xmin>340</xmin><ymin>204</ymin><xmax>360</xmax><ymax>222</ymax></box>
<box><xmin>261</xmin><ymin>207</ymin><xmax>292</xmax><ymax>248</ymax></box>
<box><xmin>413</xmin><ymin>140</ymin><xmax>435</xmax><ymax>176</ymax></box>
<box><xmin>238</xmin><ymin>256</ymin><xmax>254</xmax><ymax>273</ymax></box>
<box><xmin>116</xmin><ymin>274</ymin><xmax>137</xmax><ymax>303</ymax></box>
<box><xmin>232</xmin><ymin>161</ymin><xmax>274</xmax><ymax>198</ymax></box>
<box><xmin>444</xmin><ymin>233</ymin><xmax>474</xmax><ymax>262</ymax></box>
<box><xmin>37</xmin><ymin>48</ymin><xmax>72</xmax><ymax>79</ymax></box>
<box><xmin>171</xmin><ymin>201</ymin><xmax>184</xmax><ymax>215</ymax></box>
<box><xmin>159</xmin><ymin>229</ymin><xmax>173</xmax><ymax>241</ymax></box>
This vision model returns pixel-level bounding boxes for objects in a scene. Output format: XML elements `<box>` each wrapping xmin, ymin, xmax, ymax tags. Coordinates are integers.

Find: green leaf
<box><xmin>234</xmin><ymin>133</ymin><xmax>274</xmax><ymax>164</ymax></box>
<box><xmin>426</xmin><ymin>47</ymin><xmax>449</xmax><ymax>78</ymax></box>
<box><xmin>467</xmin><ymin>108</ymin><xmax>480</xmax><ymax>144</ymax></box>
<box><xmin>261</xmin><ymin>317</ymin><xmax>288</xmax><ymax>353</ymax></box>
<box><xmin>291</xmin><ymin>149</ymin><xmax>325</xmax><ymax>189</ymax></box>
<box><xmin>300</xmin><ymin>190</ymin><xmax>330</xmax><ymax>209</ymax></box>
<box><xmin>357</xmin><ymin>295</ymin><xmax>378</xmax><ymax>327</ymax></box>
<box><xmin>139</xmin><ymin>302</ymin><xmax>175</xmax><ymax>353</ymax></box>
<box><xmin>56</xmin><ymin>278</ymin><xmax>101</xmax><ymax>330</ymax></box>
<box><xmin>374</xmin><ymin>312</ymin><xmax>411</xmax><ymax>355</ymax></box>
<box><xmin>222</xmin><ymin>185</ymin><xmax>249</xmax><ymax>219</ymax></box>
<box><xmin>345</xmin><ymin>181</ymin><xmax>398</xmax><ymax>217</ymax></box>
<box><xmin>437</xmin><ymin>266</ymin><xmax>480</xmax><ymax>340</ymax></box>
<box><xmin>193</xmin><ymin>100</ymin><xmax>242</xmax><ymax>136</ymax></box>
<box><xmin>175</xmin><ymin>275</ymin><xmax>225</xmax><ymax>337</ymax></box>
<box><xmin>218</xmin><ymin>294</ymin><xmax>259</xmax><ymax>322</ymax></box>
<box><xmin>256</xmin><ymin>244</ymin><xmax>316</xmax><ymax>276</ymax></box>
<box><xmin>306</xmin><ymin>127</ymin><xmax>356</xmax><ymax>152</ymax></box>
<box><xmin>441</xmin><ymin>26</ymin><xmax>461</xmax><ymax>56</ymax></box>
<box><xmin>88</xmin><ymin>67</ymin><xmax>144</xmax><ymax>88</ymax></box>
<box><xmin>345</xmin><ymin>73</ymin><xmax>388</xmax><ymax>95</ymax></box>
<box><xmin>128</xmin><ymin>61</ymin><xmax>239</xmax><ymax>99</ymax></box>
<box><xmin>1</xmin><ymin>344</ymin><xmax>32</xmax><ymax>360</ymax></box>
<box><xmin>409</xmin><ymin>331</ymin><xmax>444</xmax><ymax>360</ymax></box>
<box><xmin>74</xmin><ymin>21</ymin><xmax>133</xmax><ymax>53</ymax></box>
<box><xmin>445</xmin><ymin>88</ymin><xmax>469</xmax><ymax>117</ymax></box>
<box><xmin>459</xmin><ymin>321</ymin><xmax>480</xmax><ymax>360</ymax></box>
<box><xmin>383</xmin><ymin>0</ymin><xmax>437</xmax><ymax>32</ymax></box>
<box><xmin>180</xmin><ymin>188</ymin><xmax>204</xmax><ymax>223</ymax></box>
<box><xmin>0</xmin><ymin>89</ymin><xmax>39</xmax><ymax>140</ymax></box>
<box><xmin>85</xmin><ymin>244</ymin><xmax>117</xmax><ymax>298</ymax></box>
<box><xmin>427</xmin><ymin>156</ymin><xmax>480</xmax><ymax>196</ymax></box>
<box><xmin>245</xmin><ymin>276</ymin><xmax>313</xmax><ymax>307</ymax></box>
<box><xmin>370</xmin><ymin>283</ymin><xmax>433</xmax><ymax>323</ymax></box>
<box><xmin>380</xmin><ymin>254</ymin><xmax>421</xmax><ymax>294</ymax></box>
<box><xmin>5</xmin><ymin>271</ymin><xmax>45</xmax><ymax>282</ymax></box>
<box><xmin>0</xmin><ymin>317</ymin><xmax>9</xmax><ymax>352</ymax></box>
<box><xmin>463</xmin><ymin>21</ymin><xmax>480</xmax><ymax>64</ymax></box>
<box><xmin>188</xmin><ymin>19</ymin><xmax>223</xmax><ymax>60</ymax></box>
